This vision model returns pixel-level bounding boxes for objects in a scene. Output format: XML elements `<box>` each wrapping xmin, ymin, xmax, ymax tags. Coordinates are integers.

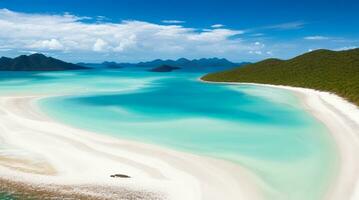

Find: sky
<box><xmin>0</xmin><ymin>0</ymin><xmax>358</xmax><ymax>62</ymax></box>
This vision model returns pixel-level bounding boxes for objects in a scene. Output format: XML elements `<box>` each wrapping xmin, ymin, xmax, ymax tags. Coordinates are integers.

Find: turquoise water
<box><xmin>0</xmin><ymin>70</ymin><xmax>337</xmax><ymax>200</ymax></box>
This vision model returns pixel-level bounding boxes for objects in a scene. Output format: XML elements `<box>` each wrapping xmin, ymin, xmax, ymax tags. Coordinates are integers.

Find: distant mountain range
<box><xmin>202</xmin><ymin>48</ymin><xmax>359</xmax><ymax>106</ymax></box>
<box><xmin>78</xmin><ymin>61</ymin><xmax>124</xmax><ymax>69</ymax></box>
<box><xmin>0</xmin><ymin>54</ymin><xmax>247</xmax><ymax>73</ymax></box>
<box><xmin>79</xmin><ymin>58</ymin><xmax>249</xmax><ymax>72</ymax></box>
<box><xmin>0</xmin><ymin>54</ymin><xmax>89</xmax><ymax>71</ymax></box>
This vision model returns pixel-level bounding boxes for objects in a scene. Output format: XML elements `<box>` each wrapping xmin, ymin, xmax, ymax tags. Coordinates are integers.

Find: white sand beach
<box><xmin>202</xmin><ymin>80</ymin><xmax>359</xmax><ymax>200</ymax></box>
<box><xmin>1</xmin><ymin>82</ymin><xmax>359</xmax><ymax>199</ymax></box>
<box><xmin>266</xmin><ymin>85</ymin><xmax>359</xmax><ymax>200</ymax></box>
<box><xmin>0</xmin><ymin>94</ymin><xmax>261</xmax><ymax>200</ymax></box>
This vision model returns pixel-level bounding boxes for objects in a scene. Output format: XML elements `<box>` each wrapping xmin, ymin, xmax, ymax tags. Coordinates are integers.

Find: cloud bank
<box><xmin>0</xmin><ymin>9</ymin><xmax>356</xmax><ymax>62</ymax></box>
<box><xmin>211</xmin><ymin>24</ymin><xmax>225</xmax><ymax>28</ymax></box>
<box><xmin>161</xmin><ymin>20</ymin><xmax>185</xmax><ymax>24</ymax></box>
<box><xmin>0</xmin><ymin>9</ymin><xmax>270</xmax><ymax>62</ymax></box>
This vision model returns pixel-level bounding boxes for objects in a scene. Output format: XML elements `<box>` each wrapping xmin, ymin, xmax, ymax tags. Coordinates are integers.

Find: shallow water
<box><xmin>0</xmin><ymin>70</ymin><xmax>338</xmax><ymax>200</ymax></box>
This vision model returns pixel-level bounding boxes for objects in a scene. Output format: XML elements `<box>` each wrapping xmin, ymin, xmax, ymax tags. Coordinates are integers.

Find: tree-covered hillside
<box><xmin>0</xmin><ymin>54</ymin><xmax>89</xmax><ymax>71</ymax></box>
<box><xmin>202</xmin><ymin>48</ymin><xmax>359</xmax><ymax>106</ymax></box>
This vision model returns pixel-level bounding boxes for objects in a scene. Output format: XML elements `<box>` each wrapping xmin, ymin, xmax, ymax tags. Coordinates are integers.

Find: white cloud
<box><xmin>254</xmin><ymin>42</ymin><xmax>265</xmax><ymax>47</ymax></box>
<box><xmin>251</xmin><ymin>33</ymin><xmax>264</xmax><ymax>37</ymax></box>
<box><xmin>249</xmin><ymin>50</ymin><xmax>263</xmax><ymax>55</ymax></box>
<box><xmin>211</xmin><ymin>24</ymin><xmax>224</xmax><ymax>28</ymax></box>
<box><xmin>304</xmin><ymin>36</ymin><xmax>329</xmax><ymax>40</ymax></box>
<box><xmin>28</xmin><ymin>39</ymin><xmax>64</xmax><ymax>50</ymax></box>
<box><xmin>96</xmin><ymin>15</ymin><xmax>109</xmax><ymax>21</ymax></box>
<box><xmin>161</xmin><ymin>20</ymin><xmax>185</xmax><ymax>24</ymax></box>
<box><xmin>335</xmin><ymin>46</ymin><xmax>357</xmax><ymax>51</ymax></box>
<box><xmin>187</xmin><ymin>29</ymin><xmax>244</xmax><ymax>42</ymax></box>
<box><xmin>19</xmin><ymin>50</ymin><xmax>38</xmax><ymax>54</ymax></box>
<box><xmin>264</xmin><ymin>21</ymin><xmax>306</xmax><ymax>30</ymax></box>
<box><xmin>93</xmin><ymin>39</ymin><xmax>108</xmax><ymax>52</ymax></box>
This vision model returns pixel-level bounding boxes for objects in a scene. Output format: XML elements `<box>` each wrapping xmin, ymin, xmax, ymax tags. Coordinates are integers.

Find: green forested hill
<box><xmin>201</xmin><ymin>48</ymin><xmax>359</xmax><ymax>106</ymax></box>
<box><xmin>0</xmin><ymin>53</ymin><xmax>89</xmax><ymax>71</ymax></box>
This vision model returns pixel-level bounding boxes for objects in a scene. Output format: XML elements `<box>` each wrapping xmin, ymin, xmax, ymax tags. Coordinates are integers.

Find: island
<box><xmin>0</xmin><ymin>53</ymin><xmax>90</xmax><ymax>71</ymax></box>
<box><xmin>148</xmin><ymin>65</ymin><xmax>181</xmax><ymax>72</ymax></box>
<box><xmin>201</xmin><ymin>48</ymin><xmax>359</xmax><ymax>106</ymax></box>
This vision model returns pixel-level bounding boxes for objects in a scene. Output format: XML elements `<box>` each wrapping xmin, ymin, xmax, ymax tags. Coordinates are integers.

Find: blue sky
<box><xmin>0</xmin><ymin>0</ymin><xmax>358</xmax><ymax>62</ymax></box>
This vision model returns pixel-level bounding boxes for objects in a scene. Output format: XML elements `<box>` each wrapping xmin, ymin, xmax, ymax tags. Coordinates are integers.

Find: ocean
<box><xmin>0</xmin><ymin>69</ymin><xmax>337</xmax><ymax>200</ymax></box>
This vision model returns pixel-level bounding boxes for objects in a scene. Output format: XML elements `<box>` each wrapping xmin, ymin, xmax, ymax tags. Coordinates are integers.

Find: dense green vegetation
<box><xmin>202</xmin><ymin>48</ymin><xmax>359</xmax><ymax>106</ymax></box>
<box><xmin>0</xmin><ymin>53</ymin><xmax>89</xmax><ymax>71</ymax></box>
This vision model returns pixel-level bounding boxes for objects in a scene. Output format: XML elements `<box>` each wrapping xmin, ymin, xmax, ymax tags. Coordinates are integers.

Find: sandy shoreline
<box><xmin>201</xmin><ymin>80</ymin><xmax>359</xmax><ymax>200</ymax></box>
<box><xmin>0</xmin><ymin>94</ymin><xmax>261</xmax><ymax>200</ymax></box>
<box><xmin>1</xmin><ymin>81</ymin><xmax>359</xmax><ymax>200</ymax></box>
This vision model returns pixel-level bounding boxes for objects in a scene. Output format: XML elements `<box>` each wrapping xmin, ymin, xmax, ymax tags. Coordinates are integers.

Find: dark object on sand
<box><xmin>110</xmin><ymin>174</ymin><xmax>131</xmax><ymax>178</ymax></box>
